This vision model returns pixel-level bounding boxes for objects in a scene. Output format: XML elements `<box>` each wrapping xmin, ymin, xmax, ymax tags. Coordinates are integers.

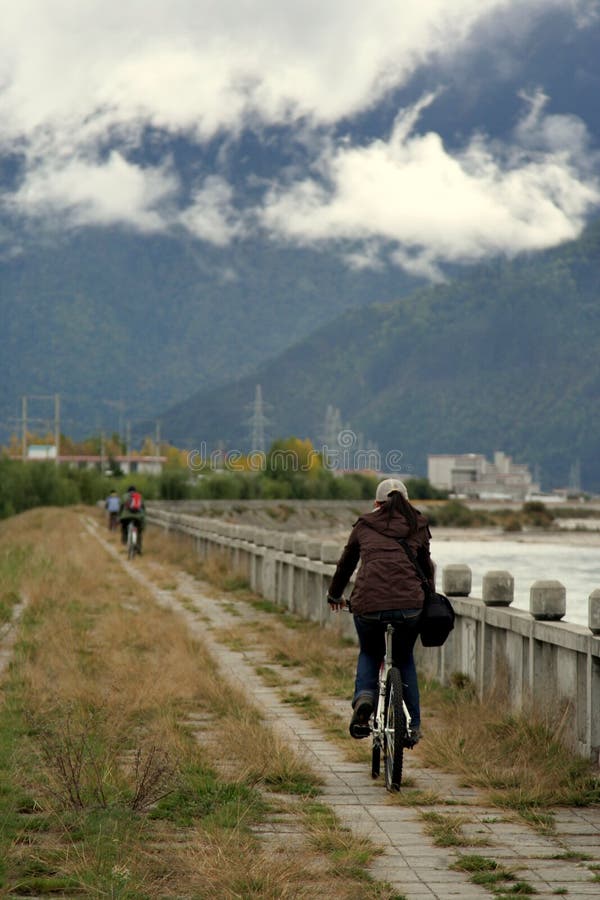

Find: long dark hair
<box><xmin>381</xmin><ymin>490</ymin><xmax>419</xmax><ymax>534</ymax></box>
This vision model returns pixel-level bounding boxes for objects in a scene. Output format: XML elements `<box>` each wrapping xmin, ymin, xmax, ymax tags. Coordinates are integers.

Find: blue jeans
<box><xmin>353</xmin><ymin>609</ymin><xmax>422</xmax><ymax>729</ymax></box>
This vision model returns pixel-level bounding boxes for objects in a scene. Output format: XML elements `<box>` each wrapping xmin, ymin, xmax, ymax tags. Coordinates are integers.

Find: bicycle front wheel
<box><xmin>384</xmin><ymin>667</ymin><xmax>406</xmax><ymax>791</ymax></box>
<box><xmin>371</xmin><ymin>741</ymin><xmax>381</xmax><ymax>779</ymax></box>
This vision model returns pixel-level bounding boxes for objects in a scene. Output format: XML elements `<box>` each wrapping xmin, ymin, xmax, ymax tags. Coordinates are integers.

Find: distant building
<box><xmin>27</xmin><ymin>444</ymin><xmax>57</xmax><ymax>460</ymax></box>
<box><xmin>427</xmin><ymin>451</ymin><xmax>539</xmax><ymax>501</ymax></box>
<box><xmin>59</xmin><ymin>455</ymin><xmax>167</xmax><ymax>475</ymax></box>
<box><xmin>15</xmin><ymin>453</ymin><xmax>166</xmax><ymax>475</ymax></box>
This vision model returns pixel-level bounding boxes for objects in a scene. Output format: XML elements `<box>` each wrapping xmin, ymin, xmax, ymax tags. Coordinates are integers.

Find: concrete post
<box><xmin>442</xmin><ymin>564</ymin><xmax>472</xmax><ymax>597</ymax></box>
<box><xmin>281</xmin><ymin>534</ymin><xmax>295</xmax><ymax>553</ymax></box>
<box><xmin>254</xmin><ymin>529</ymin><xmax>268</xmax><ymax>546</ymax></box>
<box><xmin>530</xmin><ymin>580</ymin><xmax>566</xmax><ymax>621</ymax></box>
<box><xmin>321</xmin><ymin>542</ymin><xmax>341</xmax><ymax>564</ymax></box>
<box><xmin>306</xmin><ymin>539</ymin><xmax>322</xmax><ymax>560</ymax></box>
<box><xmin>293</xmin><ymin>536</ymin><xmax>308</xmax><ymax>557</ymax></box>
<box><xmin>589</xmin><ymin>589</ymin><xmax>600</xmax><ymax>635</ymax></box>
<box><xmin>482</xmin><ymin>570</ymin><xmax>514</xmax><ymax>606</ymax></box>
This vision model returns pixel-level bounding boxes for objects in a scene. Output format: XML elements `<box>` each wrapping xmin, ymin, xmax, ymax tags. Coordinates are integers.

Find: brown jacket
<box><xmin>328</xmin><ymin>506</ymin><xmax>435</xmax><ymax>615</ymax></box>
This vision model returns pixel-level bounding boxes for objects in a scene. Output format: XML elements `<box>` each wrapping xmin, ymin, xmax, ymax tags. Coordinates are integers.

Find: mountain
<box><xmin>153</xmin><ymin>219</ymin><xmax>600</xmax><ymax>492</ymax></box>
<box><xmin>0</xmin><ymin>229</ymin><xmax>418</xmax><ymax>437</ymax></box>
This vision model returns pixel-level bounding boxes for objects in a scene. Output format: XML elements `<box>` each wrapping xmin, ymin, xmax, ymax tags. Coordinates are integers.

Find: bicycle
<box><xmin>127</xmin><ymin>520</ymin><xmax>140</xmax><ymax>560</ymax></box>
<box><xmin>370</xmin><ymin>624</ymin><xmax>413</xmax><ymax>792</ymax></box>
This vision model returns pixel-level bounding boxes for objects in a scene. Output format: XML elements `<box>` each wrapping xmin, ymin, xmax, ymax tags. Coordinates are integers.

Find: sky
<box><xmin>1</xmin><ymin>0</ymin><xmax>599</xmax><ymax>276</ymax></box>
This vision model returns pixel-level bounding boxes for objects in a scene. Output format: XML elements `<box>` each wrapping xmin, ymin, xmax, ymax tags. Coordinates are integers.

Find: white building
<box><xmin>18</xmin><ymin>452</ymin><xmax>166</xmax><ymax>475</ymax></box>
<box><xmin>427</xmin><ymin>451</ymin><xmax>539</xmax><ymax>501</ymax></box>
<box><xmin>27</xmin><ymin>444</ymin><xmax>57</xmax><ymax>460</ymax></box>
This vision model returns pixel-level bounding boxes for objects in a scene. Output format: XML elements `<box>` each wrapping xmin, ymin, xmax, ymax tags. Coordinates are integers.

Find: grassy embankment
<box><xmin>144</xmin><ymin>525</ymin><xmax>600</xmax><ymax>839</ymax></box>
<box><xmin>0</xmin><ymin>508</ymin><xmax>400</xmax><ymax>899</ymax></box>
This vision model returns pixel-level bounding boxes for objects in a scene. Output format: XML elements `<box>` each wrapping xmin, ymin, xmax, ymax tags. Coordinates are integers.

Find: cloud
<box><xmin>0</xmin><ymin>0</ymin><xmax>523</xmax><ymax>145</ymax></box>
<box><xmin>178</xmin><ymin>177</ymin><xmax>244</xmax><ymax>245</ymax></box>
<box><xmin>516</xmin><ymin>88</ymin><xmax>594</xmax><ymax>160</ymax></box>
<box><xmin>9</xmin><ymin>154</ymin><xmax>245</xmax><ymax>246</ymax></box>
<box><xmin>10</xmin><ymin>152</ymin><xmax>179</xmax><ymax>231</ymax></box>
<box><xmin>259</xmin><ymin>96</ymin><xmax>600</xmax><ymax>275</ymax></box>
<box><xmin>0</xmin><ymin>0</ymin><xmax>598</xmax><ymax>265</ymax></box>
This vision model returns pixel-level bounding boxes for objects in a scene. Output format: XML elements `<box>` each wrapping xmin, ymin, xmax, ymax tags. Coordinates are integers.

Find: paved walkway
<box><xmin>92</xmin><ymin>520</ymin><xmax>600</xmax><ymax>900</ymax></box>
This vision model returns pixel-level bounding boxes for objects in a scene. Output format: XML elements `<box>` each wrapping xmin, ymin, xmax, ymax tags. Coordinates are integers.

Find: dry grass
<box><xmin>420</xmin><ymin>678</ymin><xmax>600</xmax><ymax>821</ymax></box>
<box><xmin>0</xmin><ymin>508</ymin><xmax>400</xmax><ymax>898</ymax></box>
<box><xmin>420</xmin><ymin>810</ymin><xmax>489</xmax><ymax>847</ymax></box>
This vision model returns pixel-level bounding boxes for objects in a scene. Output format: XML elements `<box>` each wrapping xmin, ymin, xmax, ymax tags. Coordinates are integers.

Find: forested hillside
<box><xmin>0</xmin><ymin>229</ymin><xmax>417</xmax><ymax>434</ymax></box>
<box><xmin>154</xmin><ymin>220</ymin><xmax>600</xmax><ymax>491</ymax></box>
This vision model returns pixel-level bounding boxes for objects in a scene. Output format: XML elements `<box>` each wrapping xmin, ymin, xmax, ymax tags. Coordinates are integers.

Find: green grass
<box><xmin>0</xmin><ymin>544</ymin><xmax>32</xmax><ymax>623</ymax></box>
<box><xmin>509</xmin><ymin>807</ymin><xmax>556</xmax><ymax>835</ymax></box>
<box><xmin>547</xmin><ymin>850</ymin><xmax>591</xmax><ymax>862</ymax></box>
<box><xmin>420</xmin><ymin>811</ymin><xmax>486</xmax><ymax>847</ymax></box>
<box><xmin>302</xmin><ymin>802</ymin><xmax>396</xmax><ymax>892</ymax></box>
<box><xmin>451</xmin><ymin>855</ymin><xmax>517</xmax><ymax>887</ymax></box>
<box><xmin>222</xmin><ymin>575</ymin><xmax>251</xmax><ymax>592</ymax></box>
<box><xmin>150</xmin><ymin>763</ymin><xmax>265</xmax><ymax>828</ymax></box>
<box><xmin>450</xmin><ymin>855</ymin><xmax>540</xmax><ymax>895</ymax></box>
<box><xmin>254</xmin><ymin>665</ymin><xmax>285</xmax><ymax>687</ymax></box>
<box><xmin>495</xmin><ymin>884</ymin><xmax>538</xmax><ymax>896</ymax></box>
<box><xmin>222</xmin><ymin>600</ymin><xmax>243</xmax><ymax>616</ymax></box>
<box><xmin>390</xmin><ymin>789</ymin><xmax>441</xmax><ymax>806</ymax></box>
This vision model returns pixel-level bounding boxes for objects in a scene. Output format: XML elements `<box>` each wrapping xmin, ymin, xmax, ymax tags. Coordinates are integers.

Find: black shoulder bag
<box><xmin>397</xmin><ymin>539</ymin><xmax>455</xmax><ymax>647</ymax></box>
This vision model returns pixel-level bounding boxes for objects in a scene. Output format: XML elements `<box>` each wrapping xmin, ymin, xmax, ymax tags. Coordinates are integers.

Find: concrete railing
<box><xmin>147</xmin><ymin>508</ymin><xmax>600</xmax><ymax>763</ymax></box>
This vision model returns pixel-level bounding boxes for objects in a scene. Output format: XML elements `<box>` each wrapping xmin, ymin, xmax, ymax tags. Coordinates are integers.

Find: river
<box><xmin>430</xmin><ymin>528</ymin><xmax>600</xmax><ymax>628</ymax></box>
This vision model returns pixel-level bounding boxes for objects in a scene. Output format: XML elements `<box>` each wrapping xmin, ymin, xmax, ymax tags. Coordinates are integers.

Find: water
<box><xmin>430</xmin><ymin>536</ymin><xmax>600</xmax><ymax>628</ymax></box>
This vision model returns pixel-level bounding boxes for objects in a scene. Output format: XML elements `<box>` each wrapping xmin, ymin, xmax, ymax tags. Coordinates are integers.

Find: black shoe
<box><xmin>405</xmin><ymin>727</ymin><xmax>422</xmax><ymax>748</ymax></box>
<box><xmin>349</xmin><ymin>693</ymin><xmax>374</xmax><ymax>739</ymax></box>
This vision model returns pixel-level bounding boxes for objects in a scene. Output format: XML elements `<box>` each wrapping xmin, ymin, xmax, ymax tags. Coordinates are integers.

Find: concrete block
<box><xmin>281</xmin><ymin>533</ymin><xmax>295</xmax><ymax>553</ymax></box>
<box><xmin>589</xmin><ymin>589</ymin><xmax>600</xmax><ymax>635</ymax></box>
<box><xmin>530</xmin><ymin>580</ymin><xmax>566</xmax><ymax>621</ymax></box>
<box><xmin>271</xmin><ymin>533</ymin><xmax>286</xmax><ymax>551</ymax></box>
<box><xmin>240</xmin><ymin>525</ymin><xmax>255</xmax><ymax>542</ymax></box>
<box><xmin>321</xmin><ymin>541</ymin><xmax>342</xmax><ymax>564</ymax></box>
<box><xmin>293</xmin><ymin>536</ymin><xmax>308</xmax><ymax>557</ymax></box>
<box><xmin>253</xmin><ymin>528</ymin><xmax>267</xmax><ymax>546</ymax></box>
<box><xmin>482</xmin><ymin>570</ymin><xmax>514</xmax><ymax>606</ymax></box>
<box><xmin>442</xmin><ymin>564</ymin><xmax>472</xmax><ymax>597</ymax></box>
<box><xmin>306</xmin><ymin>539</ymin><xmax>322</xmax><ymax>560</ymax></box>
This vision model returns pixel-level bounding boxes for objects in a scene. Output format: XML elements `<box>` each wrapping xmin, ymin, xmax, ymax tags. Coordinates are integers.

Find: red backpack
<box><xmin>127</xmin><ymin>491</ymin><xmax>143</xmax><ymax>512</ymax></box>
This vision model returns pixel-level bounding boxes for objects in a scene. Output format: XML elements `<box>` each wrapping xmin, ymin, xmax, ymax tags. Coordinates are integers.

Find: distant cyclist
<box><xmin>119</xmin><ymin>485</ymin><xmax>146</xmax><ymax>554</ymax></box>
<box><xmin>105</xmin><ymin>489</ymin><xmax>120</xmax><ymax>531</ymax></box>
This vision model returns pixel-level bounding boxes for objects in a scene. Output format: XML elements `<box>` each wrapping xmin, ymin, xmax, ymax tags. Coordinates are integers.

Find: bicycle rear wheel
<box><xmin>384</xmin><ymin>667</ymin><xmax>406</xmax><ymax>791</ymax></box>
<box><xmin>127</xmin><ymin>523</ymin><xmax>138</xmax><ymax>560</ymax></box>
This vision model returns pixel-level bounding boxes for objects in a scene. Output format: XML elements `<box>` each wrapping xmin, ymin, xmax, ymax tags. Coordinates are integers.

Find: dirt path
<box><xmin>89</xmin><ymin>519</ymin><xmax>600</xmax><ymax>900</ymax></box>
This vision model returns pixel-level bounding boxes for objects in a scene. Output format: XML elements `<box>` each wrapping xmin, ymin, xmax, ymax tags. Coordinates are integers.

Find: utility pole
<box><xmin>568</xmin><ymin>459</ymin><xmax>581</xmax><ymax>494</ymax></box>
<box><xmin>54</xmin><ymin>393</ymin><xmax>60</xmax><ymax>465</ymax></box>
<box><xmin>21</xmin><ymin>396</ymin><xmax>27</xmax><ymax>461</ymax></box>
<box><xmin>126</xmin><ymin>421</ymin><xmax>132</xmax><ymax>471</ymax></box>
<box><xmin>250</xmin><ymin>385</ymin><xmax>267</xmax><ymax>455</ymax></box>
<box><xmin>155</xmin><ymin>420</ymin><xmax>161</xmax><ymax>458</ymax></box>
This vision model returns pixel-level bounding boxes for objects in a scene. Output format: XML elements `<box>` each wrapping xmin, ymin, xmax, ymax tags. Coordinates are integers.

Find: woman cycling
<box><xmin>327</xmin><ymin>478</ymin><xmax>435</xmax><ymax>742</ymax></box>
